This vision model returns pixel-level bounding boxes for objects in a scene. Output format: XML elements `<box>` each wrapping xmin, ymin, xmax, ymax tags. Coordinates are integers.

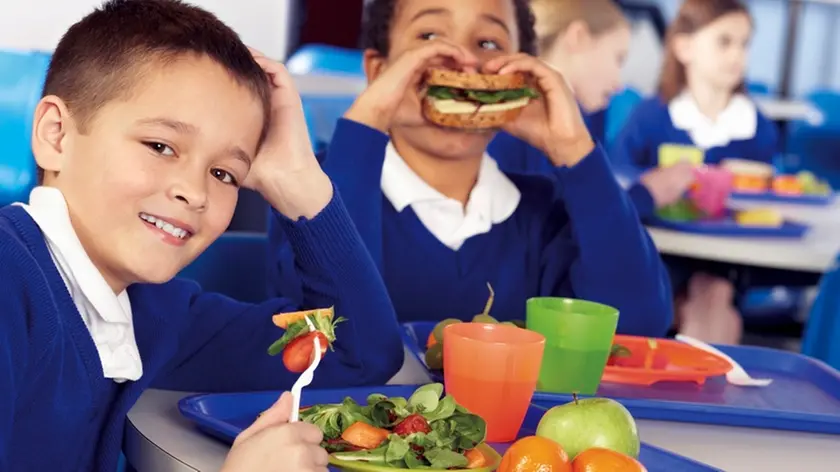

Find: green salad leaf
<box><xmin>300</xmin><ymin>383</ymin><xmax>487</xmax><ymax>469</ymax></box>
<box><xmin>426</xmin><ymin>85</ymin><xmax>539</xmax><ymax>104</ymax></box>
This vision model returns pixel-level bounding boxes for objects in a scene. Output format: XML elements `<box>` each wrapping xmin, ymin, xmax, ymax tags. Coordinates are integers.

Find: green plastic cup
<box><xmin>526</xmin><ymin>297</ymin><xmax>619</xmax><ymax>395</ymax></box>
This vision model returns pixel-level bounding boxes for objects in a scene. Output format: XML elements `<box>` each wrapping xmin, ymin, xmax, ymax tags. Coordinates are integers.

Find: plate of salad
<box><xmin>300</xmin><ymin>383</ymin><xmax>500</xmax><ymax>470</ymax></box>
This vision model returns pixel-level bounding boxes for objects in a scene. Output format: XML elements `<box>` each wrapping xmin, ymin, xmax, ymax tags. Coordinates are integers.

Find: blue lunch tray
<box><xmin>729</xmin><ymin>190</ymin><xmax>835</xmax><ymax>206</ymax></box>
<box><xmin>179</xmin><ymin>385</ymin><xmax>719</xmax><ymax>472</ymax></box>
<box><xmin>403</xmin><ymin>321</ymin><xmax>840</xmax><ymax>435</ymax></box>
<box><xmin>646</xmin><ymin>216</ymin><xmax>808</xmax><ymax>238</ymax></box>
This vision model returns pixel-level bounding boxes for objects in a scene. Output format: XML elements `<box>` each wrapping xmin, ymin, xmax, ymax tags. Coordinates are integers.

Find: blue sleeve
<box><xmin>537</xmin><ymin>147</ymin><xmax>673</xmax><ymax>336</ymax></box>
<box><xmin>608</xmin><ymin>103</ymin><xmax>657</xmax><ymax>173</ymax></box>
<box><xmin>267</xmin><ymin>119</ymin><xmax>389</xmax><ymax>307</ymax></box>
<box><xmin>155</xmin><ymin>191</ymin><xmax>404</xmax><ymax>392</ymax></box>
<box><xmin>314</xmin><ymin>119</ymin><xmax>390</xmax><ymax>270</ymax></box>
<box><xmin>626</xmin><ymin>181</ymin><xmax>656</xmax><ymax>220</ymax></box>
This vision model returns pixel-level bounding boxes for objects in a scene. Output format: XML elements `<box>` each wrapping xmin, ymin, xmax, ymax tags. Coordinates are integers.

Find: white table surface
<box><xmin>753</xmin><ymin>97</ymin><xmax>824</xmax><ymax>124</ymax></box>
<box><xmin>647</xmin><ymin>196</ymin><xmax>840</xmax><ymax>273</ymax></box>
<box><xmin>124</xmin><ymin>345</ymin><xmax>840</xmax><ymax>472</ymax></box>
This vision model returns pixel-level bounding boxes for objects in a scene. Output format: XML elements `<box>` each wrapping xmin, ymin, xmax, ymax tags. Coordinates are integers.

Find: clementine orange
<box><xmin>571</xmin><ymin>447</ymin><xmax>647</xmax><ymax>472</ymax></box>
<box><xmin>498</xmin><ymin>436</ymin><xmax>572</xmax><ymax>472</ymax></box>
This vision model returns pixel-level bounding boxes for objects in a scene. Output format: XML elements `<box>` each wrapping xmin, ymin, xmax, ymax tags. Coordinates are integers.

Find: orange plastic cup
<box><xmin>443</xmin><ymin>323</ymin><xmax>545</xmax><ymax>442</ymax></box>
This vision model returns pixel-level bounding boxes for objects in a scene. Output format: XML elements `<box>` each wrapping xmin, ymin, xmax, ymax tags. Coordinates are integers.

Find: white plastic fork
<box><xmin>676</xmin><ymin>334</ymin><xmax>773</xmax><ymax>387</ymax></box>
<box><xmin>289</xmin><ymin>315</ymin><xmax>323</xmax><ymax>422</ymax></box>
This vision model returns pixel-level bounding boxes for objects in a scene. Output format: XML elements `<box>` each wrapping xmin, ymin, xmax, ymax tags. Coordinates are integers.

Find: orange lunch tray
<box><xmin>602</xmin><ymin>335</ymin><xmax>733</xmax><ymax>386</ymax></box>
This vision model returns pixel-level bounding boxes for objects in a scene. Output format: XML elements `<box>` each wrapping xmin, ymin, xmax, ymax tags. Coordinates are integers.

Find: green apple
<box><xmin>535</xmin><ymin>397</ymin><xmax>640</xmax><ymax>460</ymax></box>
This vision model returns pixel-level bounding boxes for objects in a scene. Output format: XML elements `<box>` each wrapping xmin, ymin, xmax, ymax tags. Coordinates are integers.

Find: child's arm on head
<box><xmin>266</xmin><ymin>118</ymin><xmax>390</xmax><ymax>311</ymax></box>
<box><xmin>153</xmin><ymin>193</ymin><xmax>404</xmax><ymax>391</ymax></box>
<box><xmin>535</xmin><ymin>146</ymin><xmax>674</xmax><ymax>337</ymax></box>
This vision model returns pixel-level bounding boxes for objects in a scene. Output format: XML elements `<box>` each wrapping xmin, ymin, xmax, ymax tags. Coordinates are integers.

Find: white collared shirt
<box><xmin>381</xmin><ymin>142</ymin><xmax>521</xmax><ymax>250</ymax></box>
<box><xmin>669</xmin><ymin>91</ymin><xmax>758</xmax><ymax>150</ymax></box>
<box><xmin>16</xmin><ymin>187</ymin><xmax>143</xmax><ymax>382</ymax></box>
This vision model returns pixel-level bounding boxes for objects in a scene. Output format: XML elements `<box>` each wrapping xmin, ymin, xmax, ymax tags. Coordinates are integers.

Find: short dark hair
<box><xmin>43</xmin><ymin>0</ymin><xmax>271</xmax><ymax>139</ymax></box>
<box><xmin>361</xmin><ymin>0</ymin><xmax>538</xmax><ymax>56</ymax></box>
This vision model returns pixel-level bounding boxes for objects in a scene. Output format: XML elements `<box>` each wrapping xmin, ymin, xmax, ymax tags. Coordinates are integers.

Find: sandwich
<box><xmin>422</xmin><ymin>69</ymin><xmax>539</xmax><ymax>130</ymax></box>
<box><xmin>720</xmin><ymin>158</ymin><xmax>774</xmax><ymax>192</ymax></box>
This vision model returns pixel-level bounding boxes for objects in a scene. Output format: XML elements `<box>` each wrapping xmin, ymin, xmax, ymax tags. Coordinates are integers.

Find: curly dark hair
<box><xmin>361</xmin><ymin>0</ymin><xmax>537</xmax><ymax>56</ymax></box>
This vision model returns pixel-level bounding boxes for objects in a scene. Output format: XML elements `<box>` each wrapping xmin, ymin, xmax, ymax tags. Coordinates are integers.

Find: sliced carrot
<box><xmin>465</xmin><ymin>448</ymin><xmax>488</xmax><ymax>468</ymax></box>
<box><xmin>272</xmin><ymin>307</ymin><xmax>334</xmax><ymax>329</ymax></box>
<box><xmin>340</xmin><ymin>421</ymin><xmax>390</xmax><ymax>449</ymax></box>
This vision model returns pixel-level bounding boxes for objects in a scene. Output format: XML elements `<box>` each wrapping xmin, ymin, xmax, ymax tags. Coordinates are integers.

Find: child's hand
<box><xmin>640</xmin><ymin>162</ymin><xmax>697</xmax><ymax>208</ymax></box>
<box><xmin>483</xmin><ymin>54</ymin><xmax>594</xmax><ymax>167</ymax></box>
<box><xmin>245</xmin><ymin>48</ymin><xmax>333</xmax><ymax>220</ymax></box>
<box><xmin>345</xmin><ymin>40</ymin><xmax>476</xmax><ymax>133</ymax></box>
<box><xmin>221</xmin><ymin>392</ymin><xmax>329</xmax><ymax>472</ymax></box>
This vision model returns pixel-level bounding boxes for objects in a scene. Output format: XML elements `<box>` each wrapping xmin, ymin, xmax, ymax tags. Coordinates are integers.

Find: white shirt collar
<box><xmin>669</xmin><ymin>91</ymin><xmax>758</xmax><ymax>150</ymax></box>
<box><xmin>15</xmin><ymin>186</ymin><xmax>143</xmax><ymax>382</ymax></box>
<box><xmin>381</xmin><ymin>142</ymin><xmax>521</xmax><ymax>250</ymax></box>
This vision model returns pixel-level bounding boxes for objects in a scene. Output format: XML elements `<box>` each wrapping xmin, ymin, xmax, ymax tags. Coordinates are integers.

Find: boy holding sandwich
<box><xmin>268</xmin><ymin>0</ymin><xmax>673</xmax><ymax>336</ymax></box>
<box><xmin>0</xmin><ymin>1</ymin><xmax>404</xmax><ymax>470</ymax></box>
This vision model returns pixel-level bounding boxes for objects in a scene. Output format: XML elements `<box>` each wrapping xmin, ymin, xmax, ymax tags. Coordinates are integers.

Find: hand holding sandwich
<box><xmin>483</xmin><ymin>54</ymin><xmax>594</xmax><ymax>167</ymax></box>
<box><xmin>345</xmin><ymin>40</ymin><xmax>477</xmax><ymax>132</ymax></box>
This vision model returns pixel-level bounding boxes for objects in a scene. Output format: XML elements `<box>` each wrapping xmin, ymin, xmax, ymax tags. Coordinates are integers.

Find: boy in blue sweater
<box><xmin>268</xmin><ymin>0</ymin><xmax>672</xmax><ymax>336</ymax></box>
<box><xmin>0</xmin><ymin>1</ymin><xmax>403</xmax><ymax>471</ymax></box>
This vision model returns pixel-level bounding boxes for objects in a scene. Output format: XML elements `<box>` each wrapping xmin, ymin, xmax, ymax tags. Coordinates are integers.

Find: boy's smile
<box><xmin>31</xmin><ymin>55</ymin><xmax>266</xmax><ymax>292</ymax></box>
<box><xmin>139</xmin><ymin>212</ymin><xmax>195</xmax><ymax>247</ymax></box>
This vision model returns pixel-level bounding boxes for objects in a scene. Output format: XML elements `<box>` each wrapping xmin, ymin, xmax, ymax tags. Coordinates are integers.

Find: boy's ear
<box><xmin>31</xmin><ymin>96</ymin><xmax>74</xmax><ymax>176</ymax></box>
<box><xmin>362</xmin><ymin>49</ymin><xmax>387</xmax><ymax>84</ymax></box>
<box><xmin>561</xmin><ymin>20</ymin><xmax>594</xmax><ymax>53</ymax></box>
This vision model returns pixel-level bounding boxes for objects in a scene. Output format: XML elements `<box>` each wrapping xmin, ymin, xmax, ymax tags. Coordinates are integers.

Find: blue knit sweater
<box><xmin>0</xmin><ymin>192</ymin><xmax>403</xmax><ymax>472</ymax></box>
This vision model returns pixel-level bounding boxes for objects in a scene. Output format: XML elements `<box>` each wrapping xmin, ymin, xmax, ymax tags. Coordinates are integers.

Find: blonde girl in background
<box><xmin>489</xmin><ymin>0</ymin><xmax>633</xmax><ymax>173</ymax></box>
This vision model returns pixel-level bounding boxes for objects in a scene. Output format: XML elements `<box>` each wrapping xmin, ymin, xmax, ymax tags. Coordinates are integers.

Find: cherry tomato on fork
<box><xmin>282</xmin><ymin>331</ymin><xmax>328</xmax><ymax>373</ymax></box>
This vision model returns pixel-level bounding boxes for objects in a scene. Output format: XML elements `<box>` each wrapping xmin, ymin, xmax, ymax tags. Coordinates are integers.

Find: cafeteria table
<box><xmin>647</xmin><ymin>195</ymin><xmax>840</xmax><ymax>274</ymax></box>
<box><xmin>124</xmin><ymin>346</ymin><xmax>840</xmax><ymax>472</ymax></box>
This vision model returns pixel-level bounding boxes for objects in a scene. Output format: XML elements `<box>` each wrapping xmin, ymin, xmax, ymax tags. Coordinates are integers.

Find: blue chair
<box><xmin>286</xmin><ymin>44</ymin><xmax>364</xmax><ymax>77</ymax></box>
<box><xmin>0</xmin><ymin>49</ymin><xmax>50</xmax><ymax>206</ymax></box>
<box><xmin>746</xmin><ymin>81</ymin><xmax>771</xmax><ymax>96</ymax></box>
<box><xmin>802</xmin><ymin>257</ymin><xmax>840</xmax><ymax>370</ymax></box>
<box><xmin>177</xmin><ymin>232</ymin><xmax>269</xmax><ymax>304</ymax></box>
<box><xmin>303</xmin><ymin>95</ymin><xmax>357</xmax><ymax>154</ymax></box>
<box><xmin>605</xmin><ymin>86</ymin><xmax>643</xmax><ymax>147</ymax></box>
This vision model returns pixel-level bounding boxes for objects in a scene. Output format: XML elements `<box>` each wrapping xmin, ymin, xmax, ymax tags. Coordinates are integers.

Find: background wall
<box><xmin>0</xmin><ymin>0</ymin><xmax>294</xmax><ymax>59</ymax></box>
<box><xmin>4</xmin><ymin>0</ymin><xmax>840</xmax><ymax>97</ymax></box>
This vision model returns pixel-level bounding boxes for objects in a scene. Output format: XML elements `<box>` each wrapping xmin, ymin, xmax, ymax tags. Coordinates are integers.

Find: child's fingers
<box><xmin>247</xmin><ymin>46</ymin><xmax>267</xmax><ymax>59</ymax></box>
<box><xmin>287</xmin><ymin>421</ymin><xmax>326</xmax><ymax>445</ymax></box>
<box><xmin>234</xmin><ymin>392</ymin><xmax>293</xmax><ymax>445</ymax></box>
<box><xmin>482</xmin><ymin>53</ymin><xmax>527</xmax><ymax>74</ymax></box>
<box><xmin>398</xmin><ymin>41</ymin><xmax>476</xmax><ymax>80</ymax></box>
<box><xmin>495</xmin><ymin>56</ymin><xmax>571</xmax><ymax>99</ymax></box>
<box><xmin>311</xmin><ymin>444</ymin><xmax>331</xmax><ymax>466</ymax></box>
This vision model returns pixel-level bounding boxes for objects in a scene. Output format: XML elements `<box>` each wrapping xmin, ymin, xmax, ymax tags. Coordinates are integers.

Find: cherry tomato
<box><xmin>282</xmin><ymin>331</ymin><xmax>328</xmax><ymax>373</ymax></box>
<box><xmin>393</xmin><ymin>414</ymin><xmax>431</xmax><ymax>436</ymax></box>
